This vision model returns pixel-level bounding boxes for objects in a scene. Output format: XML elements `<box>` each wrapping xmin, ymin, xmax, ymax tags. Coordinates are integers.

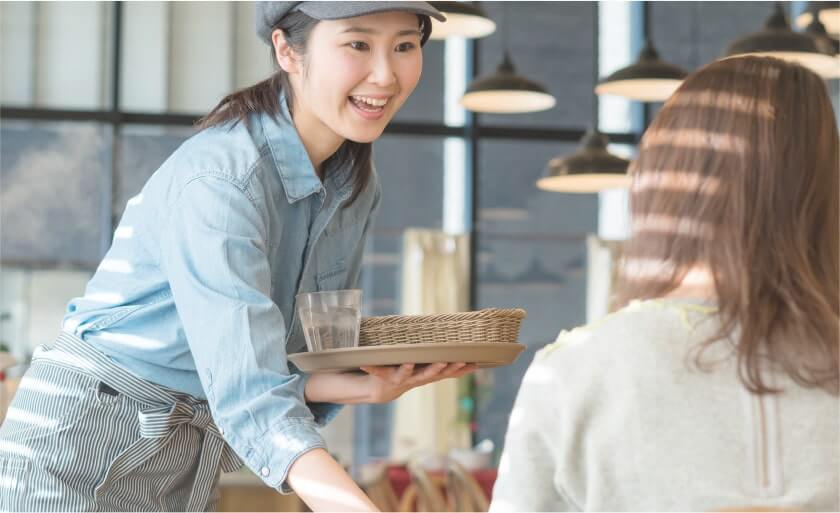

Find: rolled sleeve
<box><xmin>160</xmin><ymin>175</ymin><xmax>325</xmax><ymax>492</ymax></box>
<box><xmin>288</xmin><ymin>362</ymin><xmax>343</xmax><ymax>427</ymax></box>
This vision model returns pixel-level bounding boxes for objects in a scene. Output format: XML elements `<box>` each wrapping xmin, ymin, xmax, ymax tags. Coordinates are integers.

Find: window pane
<box><xmin>647</xmin><ymin>1</ymin><xmax>778</xmax><ymax>119</ymax></box>
<box><xmin>365</xmin><ymin>134</ymin><xmax>445</xmax><ymax>317</ymax></box>
<box><xmin>475</xmin><ymin>138</ymin><xmax>596</xmax><ymax>458</ymax></box>
<box><xmin>0</xmin><ymin>267</ymin><xmax>91</xmax><ymax>363</ymax></box>
<box><xmin>474</xmin><ymin>234</ymin><xmax>589</xmax><ymax>458</ymax></box>
<box><xmin>478</xmin><ymin>140</ymin><xmax>597</xmax><ymax>235</ymax></box>
<box><xmin>120</xmin><ymin>2</ymin><xmax>169</xmax><ymax>112</ymax></box>
<box><xmin>234</xmin><ymin>2</ymin><xmax>274</xmax><ymax>89</ymax></box>
<box><xmin>116</xmin><ymin>125</ymin><xmax>195</xmax><ymax>216</ymax></box>
<box><xmin>169</xmin><ymin>2</ymin><xmax>235</xmax><ymax>113</ymax></box>
<box><xmin>651</xmin><ymin>1</ymin><xmax>778</xmax><ymax>72</ymax></box>
<box><xmin>1</xmin><ymin>2</ymin><xmax>111</xmax><ymax>109</ymax></box>
<box><xmin>476</xmin><ymin>2</ymin><xmax>597</xmax><ymax>128</ymax></box>
<box><xmin>353</xmin><ymin>134</ymin><xmax>446</xmax><ymax>469</ymax></box>
<box><xmin>373</xmin><ymin>135</ymin><xmax>445</xmax><ymax>230</ymax></box>
<box><xmin>393</xmin><ymin>40</ymin><xmax>446</xmax><ymax>123</ymax></box>
<box><xmin>0</xmin><ymin>121</ymin><xmax>110</xmax><ymax>268</ymax></box>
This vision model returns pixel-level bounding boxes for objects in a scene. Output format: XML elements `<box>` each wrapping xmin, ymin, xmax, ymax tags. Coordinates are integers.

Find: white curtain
<box><xmin>389</xmin><ymin>229</ymin><xmax>471</xmax><ymax>462</ymax></box>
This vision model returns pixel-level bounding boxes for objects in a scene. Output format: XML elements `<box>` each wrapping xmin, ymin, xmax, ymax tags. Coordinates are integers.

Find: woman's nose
<box><xmin>367</xmin><ymin>54</ymin><xmax>397</xmax><ymax>88</ymax></box>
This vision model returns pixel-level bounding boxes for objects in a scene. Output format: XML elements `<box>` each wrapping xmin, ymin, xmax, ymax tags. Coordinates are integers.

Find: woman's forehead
<box><xmin>320</xmin><ymin>11</ymin><xmax>421</xmax><ymax>36</ymax></box>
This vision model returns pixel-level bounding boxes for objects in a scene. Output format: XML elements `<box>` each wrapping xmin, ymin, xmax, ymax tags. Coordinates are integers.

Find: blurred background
<box><xmin>1</xmin><ymin>1</ymin><xmax>838</xmax><ymax>510</ymax></box>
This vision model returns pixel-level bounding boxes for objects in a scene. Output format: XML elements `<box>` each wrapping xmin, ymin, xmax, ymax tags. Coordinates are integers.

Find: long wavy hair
<box><xmin>197</xmin><ymin>12</ymin><xmax>374</xmax><ymax>205</ymax></box>
<box><xmin>615</xmin><ymin>56</ymin><xmax>839</xmax><ymax>395</ymax></box>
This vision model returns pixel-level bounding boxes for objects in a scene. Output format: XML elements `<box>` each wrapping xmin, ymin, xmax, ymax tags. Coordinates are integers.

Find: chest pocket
<box><xmin>315</xmin><ymin>260</ymin><xmax>348</xmax><ymax>292</ymax></box>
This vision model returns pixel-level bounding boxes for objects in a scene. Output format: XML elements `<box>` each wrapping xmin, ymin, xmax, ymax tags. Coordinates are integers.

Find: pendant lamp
<box><xmin>595</xmin><ymin>38</ymin><xmax>687</xmax><ymax>102</ymax></box>
<box><xmin>804</xmin><ymin>11</ymin><xmax>840</xmax><ymax>78</ymax></box>
<box><xmin>460</xmin><ymin>50</ymin><xmax>556</xmax><ymax>113</ymax></box>
<box><xmin>796</xmin><ymin>1</ymin><xmax>840</xmax><ymax>35</ymax></box>
<box><xmin>724</xmin><ymin>3</ymin><xmax>838</xmax><ymax>78</ymax></box>
<box><xmin>537</xmin><ymin>130</ymin><xmax>631</xmax><ymax>193</ymax></box>
<box><xmin>429</xmin><ymin>1</ymin><xmax>496</xmax><ymax>39</ymax></box>
<box><xmin>460</xmin><ymin>4</ymin><xmax>555</xmax><ymax>114</ymax></box>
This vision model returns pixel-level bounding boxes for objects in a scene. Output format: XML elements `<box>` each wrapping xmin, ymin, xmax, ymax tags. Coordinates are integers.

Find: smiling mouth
<box><xmin>349</xmin><ymin>95</ymin><xmax>389</xmax><ymax>113</ymax></box>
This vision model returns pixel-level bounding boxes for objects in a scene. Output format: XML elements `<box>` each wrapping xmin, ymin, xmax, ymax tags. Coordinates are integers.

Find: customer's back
<box><xmin>491</xmin><ymin>56</ymin><xmax>840</xmax><ymax>512</ymax></box>
<box><xmin>491</xmin><ymin>299</ymin><xmax>838</xmax><ymax>511</ymax></box>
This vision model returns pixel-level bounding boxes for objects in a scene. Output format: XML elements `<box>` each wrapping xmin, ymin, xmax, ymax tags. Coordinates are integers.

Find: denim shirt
<box><xmin>62</xmin><ymin>94</ymin><xmax>381</xmax><ymax>492</ymax></box>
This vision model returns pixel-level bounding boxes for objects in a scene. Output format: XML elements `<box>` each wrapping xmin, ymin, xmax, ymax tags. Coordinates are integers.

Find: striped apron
<box><xmin>0</xmin><ymin>332</ymin><xmax>242</xmax><ymax>511</ymax></box>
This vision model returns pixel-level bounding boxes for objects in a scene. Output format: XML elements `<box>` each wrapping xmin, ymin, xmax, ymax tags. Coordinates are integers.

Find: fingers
<box><xmin>361</xmin><ymin>362</ymin><xmax>479</xmax><ymax>386</ymax></box>
<box><xmin>409</xmin><ymin>362</ymin><xmax>476</xmax><ymax>385</ymax></box>
<box><xmin>393</xmin><ymin>363</ymin><xmax>416</xmax><ymax>384</ymax></box>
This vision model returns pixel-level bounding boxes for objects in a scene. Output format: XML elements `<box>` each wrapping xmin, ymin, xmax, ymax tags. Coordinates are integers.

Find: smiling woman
<box><xmin>0</xmin><ymin>3</ymin><xmax>479</xmax><ymax>513</ymax></box>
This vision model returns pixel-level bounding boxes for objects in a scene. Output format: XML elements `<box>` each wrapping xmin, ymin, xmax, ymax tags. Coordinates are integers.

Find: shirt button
<box><xmin>260</xmin><ymin>467</ymin><xmax>270</xmax><ymax>477</ymax></box>
<box><xmin>218</xmin><ymin>427</ymin><xmax>225</xmax><ymax>436</ymax></box>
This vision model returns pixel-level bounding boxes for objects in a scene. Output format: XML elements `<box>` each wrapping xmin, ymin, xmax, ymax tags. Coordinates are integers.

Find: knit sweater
<box><xmin>490</xmin><ymin>299</ymin><xmax>839</xmax><ymax>512</ymax></box>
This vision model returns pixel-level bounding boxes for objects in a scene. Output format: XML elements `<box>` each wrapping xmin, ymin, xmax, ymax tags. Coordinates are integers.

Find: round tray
<box><xmin>288</xmin><ymin>342</ymin><xmax>526</xmax><ymax>373</ymax></box>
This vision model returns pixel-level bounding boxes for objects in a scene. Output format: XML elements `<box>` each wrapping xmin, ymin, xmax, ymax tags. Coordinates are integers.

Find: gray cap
<box><xmin>255</xmin><ymin>1</ymin><xmax>445</xmax><ymax>46</ymax></box>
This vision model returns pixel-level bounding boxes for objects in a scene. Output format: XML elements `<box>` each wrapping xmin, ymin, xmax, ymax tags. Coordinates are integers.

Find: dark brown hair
<box><xmin>196</xmin><ymin>12</ymin><xmax>373</xmax><ymax>206</ymax></box>
<box><xmin>615</xmin><ymin>56</ymin><xmax>839</xmax><ymax>395</ymax></box>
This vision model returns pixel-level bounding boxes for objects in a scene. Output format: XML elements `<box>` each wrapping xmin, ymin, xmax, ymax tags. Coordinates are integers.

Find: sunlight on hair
<box><xmin>633</xmin><ymin>214</ymin><xmax>715</xmax><ymax>239</ymax></box>
<box><xmin>287</xmin><ymin>477</ymin><xmax>379</xmax><ymax>511</ymax></box>
<box><xmin>643</xmin><ymin>129</ymin><xmax>747</xmax><ymax>154</ymax></box>
<box><xmin>632</xmin><ymin>170</ymin><xmax>722</xmax><ymax>194</ymax></box>
<box><xmin>126</xmin><ymin>194</ymin><xmax>143</xmax><ymax>207</ymax></box>
<box><xmin>680</xmin><ymin>266</ymin><xmax>714</xmax><ymax>287</ymax></box>
<box><xmin>98</xmin><ymin>259</ymin><xmax>134</xmax><ymax>274</ymax></box>
<box><xmin>621</xmin><ymin>257</ymin><xmax>677</xmax><ymax>281</ymax></box>
<box><xmin>667</xmin><ymin>90</ymin><xmax>775</xmax><ymax>119</ymax></box>
<box><xmin>96</xmin><ymin>331</ymin><xmax>167</xmax><ymax>349</ymax></box>
<box><xmin>113</xmin><ymin>226</ymin><xmax>134</xmax><ymax>239</ymax></box>
<box><xmin>83</xmin><ymin>292</ymin><xmax>125</xmax><ymax>305</ymax></box>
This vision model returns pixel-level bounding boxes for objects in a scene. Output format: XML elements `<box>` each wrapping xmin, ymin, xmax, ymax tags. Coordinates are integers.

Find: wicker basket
<box><xmin>358</xmin><ymin>308</ymin><xmax>526</xmax><ymax>347</ymax></box>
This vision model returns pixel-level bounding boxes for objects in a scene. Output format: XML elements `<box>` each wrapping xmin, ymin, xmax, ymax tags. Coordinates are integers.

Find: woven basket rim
<box><xmin>360</xmin><ymin>308</ymin><xmax>526</xmax><ymax>328</ymax></box>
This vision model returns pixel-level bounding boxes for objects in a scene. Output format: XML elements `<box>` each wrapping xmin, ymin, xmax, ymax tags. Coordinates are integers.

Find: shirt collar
<box><xmin>259</xmin><ymin>92</ymin><xmax>323</xmax><ymax>203</ymax></box>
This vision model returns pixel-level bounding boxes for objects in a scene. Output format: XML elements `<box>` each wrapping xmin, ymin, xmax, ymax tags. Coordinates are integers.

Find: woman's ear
<box><xmin>272</xmin><ymin>28</ymin><xmax>301</xmax><ymax>74</ymax></box>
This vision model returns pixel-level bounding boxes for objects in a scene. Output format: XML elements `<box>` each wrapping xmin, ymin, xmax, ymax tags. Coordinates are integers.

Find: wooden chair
<box><xmin>446</xmin><ymin>460</ymin><xmax>490</xmax><ymax>512</ymax></box>
<box><xmin>399</xmin><ymin>460</ymin><xmax>449</xmax><ymax>512</ymax></box>
<box><xmin>358</xmin><ymin>464</ymin><xmax>400</xmax><ymax>512</ymax></box>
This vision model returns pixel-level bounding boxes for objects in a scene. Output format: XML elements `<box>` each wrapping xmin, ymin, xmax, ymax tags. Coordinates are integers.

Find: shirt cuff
<box><xmin>289</xmin><ymin>363</ymin><xmax>344</xmax><ymax>427</ymax></box>
<box><xmin>245</xmin><ymin>417</ymin><xmax>327</xmax><ymax>494</ymax></box>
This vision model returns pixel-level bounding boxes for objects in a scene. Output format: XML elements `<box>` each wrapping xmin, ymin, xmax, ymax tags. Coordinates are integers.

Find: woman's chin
<box><xmin>342</xmin><ymin>127</ymin><xmax>386</xmax><ymax>144</ymax></box>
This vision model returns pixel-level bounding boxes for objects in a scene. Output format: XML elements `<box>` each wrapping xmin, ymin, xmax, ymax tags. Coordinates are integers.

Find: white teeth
<box><xmin>351</xmin><ymin>96</ymin><xmax>388</xmax><ymax>107</ymax></box>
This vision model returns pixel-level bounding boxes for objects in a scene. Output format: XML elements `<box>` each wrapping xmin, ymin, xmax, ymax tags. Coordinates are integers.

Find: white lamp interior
<box><xmin>430</xmin><ymin>13</ymin><xmax>496</xmax><ymax>39</ymax></box>
<box><xmin>460</xmin><ymin>90</ymin><xmax>557</xmax><ymax>113</ymax></box>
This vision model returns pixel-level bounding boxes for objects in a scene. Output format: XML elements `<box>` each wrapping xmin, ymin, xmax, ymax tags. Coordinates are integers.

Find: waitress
<box><xmin>0</xmin><ymin>2</ymin><xmax>474</xmax><ymax>511</ymax></box>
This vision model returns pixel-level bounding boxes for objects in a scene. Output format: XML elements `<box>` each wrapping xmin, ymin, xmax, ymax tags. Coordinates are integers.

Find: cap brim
<box><xmin>296</xmin><ymin>2</ymin><xmax>446</xmax><ymax>22</ymax></box>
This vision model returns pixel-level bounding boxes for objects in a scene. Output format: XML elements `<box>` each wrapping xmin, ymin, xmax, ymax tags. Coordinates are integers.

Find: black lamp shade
<box><xmin>595</xmin><ymin>39</ymin><xmax>688</xmax><ymax>102</ymax></box>
<box><xmin>537</xmin><ymin>131</ymin><xmax>631</xmax><ymax>193</ymax></box>
<box><xmin>724</xmin><ymin>4</ymin><xmax>838</xmax><ymax>78</ymax></box>
<box><xmin>461</xmin><ymin>52</ymin><xmax>556</xmax><ymax>113</ymax></box>
<box><xmin>429</xmin><ymin>1</ymin><xmax>496</xmax><ymax>39</ymax></box>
